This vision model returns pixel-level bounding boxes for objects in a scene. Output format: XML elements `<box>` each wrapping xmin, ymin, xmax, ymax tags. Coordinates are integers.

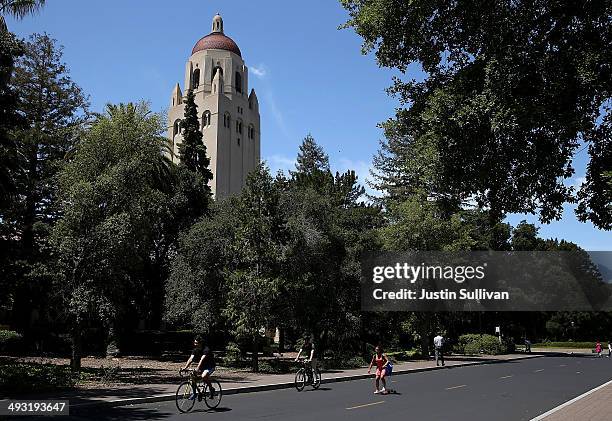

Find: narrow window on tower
<box><xmin>192</xmin><ymin>68</ymin><xmax>200</xmax><ymax>89</ymax></box>
<box><xmin>235</xmin><ymin>72</ymin><xmax>242</xmax><ymax>94</ymax></box>
<box><xmin>202</xmin><ymin>111</ymin><xmax>211</xmax><ymax>128</ymax></box>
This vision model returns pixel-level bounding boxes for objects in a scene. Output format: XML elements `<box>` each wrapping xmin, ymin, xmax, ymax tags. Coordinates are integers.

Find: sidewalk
<box><xmin>533</xmin><ymin>379</ymin><xmax>612</xmax><ymax>420</ymax></box>
<box><xmin>0</xmin><ymin>353</ymin><xmax>539</xmax><ymax>408</ymax></box>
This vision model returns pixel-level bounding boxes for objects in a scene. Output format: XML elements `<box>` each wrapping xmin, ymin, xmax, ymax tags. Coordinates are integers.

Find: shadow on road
<box><xmin>69</xmin><ymin>405</ymin><xmax>170</xmax><ymax>421</ymax></box>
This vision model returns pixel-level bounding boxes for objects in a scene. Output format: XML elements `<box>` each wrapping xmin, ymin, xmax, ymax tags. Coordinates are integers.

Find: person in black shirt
<box><xmin>183</xmin><ymin>337</ymin><xmax>216</xmax><ymax>398</ymax></box>
<box><xmin>295</xmin><ymin>336</ymin><xmax>317</xmax><ymax>380</ymax></box>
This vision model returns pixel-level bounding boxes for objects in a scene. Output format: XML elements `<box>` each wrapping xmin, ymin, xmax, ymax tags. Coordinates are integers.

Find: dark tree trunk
<box><xmin>70</xmin><ymin>326</ymin><xmax>82</xmax><ymax>372</ymax></box>
<box><xmin>278</xmin><ymin>327</ymin><xmax>285</xmax><ymax>353</ymax></box>
<box><xmin>105</xmin><ymin>325</ymin><xmax>120</xmax><ymax>358</ymax></box>
<box><xmin>252</xmin><ymin>334</ymin><xmax>259</xmax><ymax>372</ymax></box>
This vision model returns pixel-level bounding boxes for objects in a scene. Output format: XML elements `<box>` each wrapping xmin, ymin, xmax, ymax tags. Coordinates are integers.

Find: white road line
<box><xmin>559</xmin><ymin>364</ymin><xmax>567</xmax><ymax>367</ymax></box>
<box><xmin>346</xmin><ymin>401</ymin><xmax>385</xmax><ymax>410</ymax></box>
<box><xmin>534</xmin><ymin>369</ymin><xmax>545</xmax><ymax>373</ymax></box>
<box><xmin>530</xmin><ymin>378</ymin><xmax>612</xmax><ymax>420</ymax></box>
<box><xmin>499</xmin><ymin>375</ymin><xmax>513</xmax><ymax>379</ymax></box>
<box><xmin>445</xmin><ymin>385</ymin><xmax>467</xmax><ymax>390</ymax></box>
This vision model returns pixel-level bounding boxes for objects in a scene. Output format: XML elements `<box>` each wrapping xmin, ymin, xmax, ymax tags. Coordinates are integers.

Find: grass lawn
<box><xmin>532</xmin><ymin>341</ymin><xmax>602</xmax><ymax>349</ymax></box>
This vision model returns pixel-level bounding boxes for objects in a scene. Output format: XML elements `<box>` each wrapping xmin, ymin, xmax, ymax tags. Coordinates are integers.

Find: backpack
<box><xmin>385</xmin><ymin>361</ymin><xmax>394</xmax><ymax>376</ymax></box>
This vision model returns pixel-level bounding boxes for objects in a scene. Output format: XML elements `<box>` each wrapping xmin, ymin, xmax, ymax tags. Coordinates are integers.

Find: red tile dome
<box><xmin>192</xmin><ymin>32</ymin><xmax>241</xmax><ymax>57</ymax></box>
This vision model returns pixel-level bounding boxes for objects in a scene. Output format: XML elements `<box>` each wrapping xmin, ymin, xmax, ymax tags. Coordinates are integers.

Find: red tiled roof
<box><xmin>192</xmin><ymin>33</ymin><xmax>241</xmax><ymax>57</ymax></box>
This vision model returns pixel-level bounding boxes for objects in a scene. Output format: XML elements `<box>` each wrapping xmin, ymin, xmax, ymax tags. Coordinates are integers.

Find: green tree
<box><xmin>0</xmin><ymin>0</ymin><xmax>45</xmax><ymax>19</ymax></box>
<box><xmin>5</xmin><ymin>33</ymin><xmax>87</xmax><ymax>335</ymax></box>
<box><xmin>283</xmin><ymin>138</ymin><xmax>380</xmax><ymax>357</ymax></box>
<box><xmin>341</xmin><ymin>0</ymin><xmax>612</xmax><ymax>226</ymax></box>
<box><xmin>53</xmin><ymin>102</ymin><xmax>175</xmax><ymax>369</ymax></box>
<box><xmin>0</xmin><ymin>24</ymin><xmax>22</xmax><ymax>314</ymax></box>
<box><xmin>577</xmin><ymin>111</ymin><xmax>612</xmax><ymax>230</ymax></box>
<box><xmin>179</xmin><ymin>89</ymin><xmax>213</xmax><ymax>184</ymax></box>
<box><xmin>0</xmin><ymin>0</ymin><xmax>45</xmax><ymax>31</ymax></box>
<box><xmin>164</xmin><ymin>199</ymin><xmax>239</xmax><ymax>336</ymax></box>
<box><xmin>293</xmin><ymin>134</ymin><xmax>329</xmax><ymax>175</ymax></box>
<box><xmin>224</xmin><ymin>163</ymin><xmax>287</xmax><ymax>371</ymax></box>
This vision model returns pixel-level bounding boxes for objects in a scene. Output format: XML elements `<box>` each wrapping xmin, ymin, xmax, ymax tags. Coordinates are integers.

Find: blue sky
<box><xmin>6</xmin><ymin>0</ymin><xmax>610</xmax><ymax>250</ymax></box>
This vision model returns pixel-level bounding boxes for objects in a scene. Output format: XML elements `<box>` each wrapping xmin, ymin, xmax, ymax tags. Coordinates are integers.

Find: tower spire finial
<box><xmin>212</xmin><ymin>14</ymin><xmax>224</xmax><ymax>34</ymax></box>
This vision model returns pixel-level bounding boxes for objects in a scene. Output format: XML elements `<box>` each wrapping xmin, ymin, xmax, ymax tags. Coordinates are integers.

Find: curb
<box><xmin>70</xmin><ymin>354</ymin><xmax>542</xmax><ymax>409</ymax></box>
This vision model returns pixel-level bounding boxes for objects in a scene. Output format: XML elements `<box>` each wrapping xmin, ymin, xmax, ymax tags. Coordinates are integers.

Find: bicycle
<box><xmin>175</xmin><ymin>368</ymin><xmax>223</xmax><ymax>413</ymax></box>
<box><xmin>294</xmin><ymin>359</ymin><xmax>321</xmax><ymax>391</ymax></box>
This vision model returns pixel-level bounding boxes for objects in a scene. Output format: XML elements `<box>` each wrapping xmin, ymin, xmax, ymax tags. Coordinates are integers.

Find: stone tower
<box><xmin>167</xmin><ymin>14</ymin><xmax>260</xmax><ymax>198</ymax></box>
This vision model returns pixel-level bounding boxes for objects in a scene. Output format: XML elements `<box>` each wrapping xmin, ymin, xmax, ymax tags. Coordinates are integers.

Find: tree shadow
<box><xmin>66</xmin><ymin>405</ymin><xmax>170</xmax><ymax>420</ymax></box>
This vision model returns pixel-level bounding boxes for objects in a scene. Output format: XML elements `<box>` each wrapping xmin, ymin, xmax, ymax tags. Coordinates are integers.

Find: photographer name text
<box><xmin>372</xmin><ymin>288</ymin><xmax>509</xmax><ymax>301</ymax></box>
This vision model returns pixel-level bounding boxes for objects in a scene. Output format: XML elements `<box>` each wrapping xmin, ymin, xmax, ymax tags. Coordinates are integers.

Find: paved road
<box><xmin>41</xmin><ymin>356</ymin><xmax>612</xmax><ymax>420</ymax></box>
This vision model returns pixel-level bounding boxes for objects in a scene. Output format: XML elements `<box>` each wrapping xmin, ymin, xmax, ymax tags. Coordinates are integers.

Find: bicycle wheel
<box><xmin>295</xmin><ymin>368</ymin><xmax>306</xmax><ymax>391</ymax></box>
<box><xmin>203</xmin><ymin>379</ymin><xmax>223</xmax><ymax>409</ymax></box>
<box><xmin>175</xmin><ymin>381</ymin><xmax>196</xmax><ymax>413</ymax></box>
<box><xmin>312</xmin><ymin>367</ymin><xmax>321</xmax><ymax>389</ymax></box>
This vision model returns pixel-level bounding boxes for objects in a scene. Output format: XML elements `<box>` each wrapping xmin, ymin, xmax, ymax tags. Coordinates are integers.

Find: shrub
<box><xmin>455</xmin><ymin>334</ymin><xmax>508</xmax><ymax>355</ymax></box>
<box><xmin>0</xmin><ymin>360</ymin><xmax>76</xmax><ymax>394</ymax></box>
<box><xmin>221</xmin><ymin>342</ymin><xmax>253</xmax><ymax>368</ymax></box>
<box><xmin>320</xmin><ymin>354</ymin><xmax>366</xmax><ymax>370</ymax></box>
<box><xmin>386</xmin><ymin>349</ymin><xmax>424</xmax><ymax>361</ymax></box>
<box><xmin>257</xmin><ymin>359</ymin><xmax>292</xmax><ymax>374</ymax></box>
<box><xmin>0</xmin><ymin>330</ymin><xmax>23</xmax><ymax>353</ymax></box>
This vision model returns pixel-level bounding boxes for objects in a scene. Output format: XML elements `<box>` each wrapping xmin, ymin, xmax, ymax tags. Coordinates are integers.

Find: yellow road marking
<box><xmin>499</xmin><ymin>375</ymin><xmax>513</xmax><ymax>379</ymax></box>
<box><xmin>445</xmin><ymin>385</ymin><xmax>467</xmax><ymax>390</ymax></box>
<box><xmin>346</xmin><ymin>401</ymin><xmax>385</xmax><ymax>410</ymax></box>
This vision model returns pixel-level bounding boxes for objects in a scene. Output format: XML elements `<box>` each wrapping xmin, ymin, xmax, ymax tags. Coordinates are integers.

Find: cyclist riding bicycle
<box><xmin>182</xmin><ymin>336</ymin><xmax>216</xmax><ymax>399</ymax></box>
<box><xmin>294</xmin><ymin>336</ymin><xmax>317</xmax><ymax>381</ymax></box>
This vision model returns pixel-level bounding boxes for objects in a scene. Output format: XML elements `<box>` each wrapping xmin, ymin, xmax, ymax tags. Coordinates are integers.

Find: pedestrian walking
<box><xmin>434</xmin><ymin>334</ymin><xmax>445</xmax><ymax>366</ymax></box>
<box><xmin>595</xmin><ymin>340</ymin><xmax>602</xmax><ymax>357</ymax></box>
<box><xmin>524</xmin><ymin>338</ymin><xmax>531</xmax><ymax>353</ymax></box>
<box><xmin>608</xmin><ymin>341</ymin><xmax>611</xmax><ymax>358</ymax></box>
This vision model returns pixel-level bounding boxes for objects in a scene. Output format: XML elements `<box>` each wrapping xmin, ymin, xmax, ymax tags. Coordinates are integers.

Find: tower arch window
<box><xmin>248</xmin><ymin>125</ymin><xmax>255</xmax><ymax>139</ymax></box>
<box><xmin>212</xmin><ymin>66</ymin><xmax>223</xmax><ymax>82</ymax></box>
<box><xmin>235</xmin><ymin>72</ymin><xmax>242</xmax><ymax>94</ymax></box>
<box><xmin>236</xmin><ymin>119</ymin><xmax>243</xmax><ymax>135</ymax></box>
<box><xmin>202</xmin><ymin>111</ymin><xmax>211</xmax><ymax>128</ymax></box>
<box><xmin>224</xmin><ymin>112</ymin><xmax>231</xmax><ymax>128</ymax></box>
<box><xmin>173</xmin><ymin>119</ymin><xmax>182</xmax><ymax>137</ymax></box>
<box><xmin>192</xmin><ymin>68</ymin><xmax>200</xmax><ymax>89</ymax></box>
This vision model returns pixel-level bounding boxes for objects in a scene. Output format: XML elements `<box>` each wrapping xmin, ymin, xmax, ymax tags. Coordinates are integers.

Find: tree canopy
<box><xmin>341</xmin><ymin>0</ymin><xmax>612</xmax><ymax>227</ymax></box>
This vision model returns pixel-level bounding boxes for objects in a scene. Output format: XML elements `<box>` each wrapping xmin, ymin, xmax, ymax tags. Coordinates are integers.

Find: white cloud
<box><xmin>264</xmin><ymin>91</ymin><xmax>292</xmax><ymax>140</ymax></box>
<box><xmin>250</xmin><ymin>64</ymin><xmax>268</xmax><ymax>79</ymax></box>
<box><xmin>572</xmin><ymin>176</ymin><xmax>586</xmax><ymax>190</ymax></box>
<box><xmin>266</xmin><ymin>154</ymin><xmax>295</xmax><ymax>175</ymax></box>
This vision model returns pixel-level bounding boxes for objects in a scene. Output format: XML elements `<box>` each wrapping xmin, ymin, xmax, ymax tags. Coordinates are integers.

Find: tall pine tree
<box><xmin>178</xmin><ymin>89</ymin><xmax>213</xmax><ymax>185</ymax></box>
<box><xmin>7</xmin><ymin>33</ymin><xmax>87</xmax><ymax>334</ymax></box>
<box><xmin>293</xmin><ymin>134</ymin><xmax>329</xmax><ymax>175</ymax></box>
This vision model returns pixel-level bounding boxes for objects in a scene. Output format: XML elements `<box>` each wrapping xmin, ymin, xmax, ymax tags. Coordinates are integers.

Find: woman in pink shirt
<box><xmin>368</xmin><ymin>345</ymin><xmax>389</xmax><ymax>394</ymax></box>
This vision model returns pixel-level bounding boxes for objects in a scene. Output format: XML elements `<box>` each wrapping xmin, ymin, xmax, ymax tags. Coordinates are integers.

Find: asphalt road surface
<box><xmin>36</xmin><ymin>356</ymin><xmax>612</xmax><ymax>420</ymax></box>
